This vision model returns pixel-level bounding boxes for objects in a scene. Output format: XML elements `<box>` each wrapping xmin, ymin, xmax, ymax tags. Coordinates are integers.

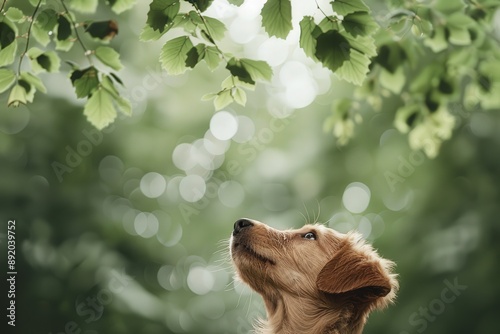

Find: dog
<box><xmin>230</xmin><ymin>218</ymin><xmax>398</xmax><ymax>334</ymax></box>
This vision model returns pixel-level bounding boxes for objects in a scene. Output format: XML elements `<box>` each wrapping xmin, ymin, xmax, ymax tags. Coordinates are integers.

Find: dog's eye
<box><xmin>303</xmin><ymin>232</ymin><xmax>316</xmax><ymax>240</ymax></box>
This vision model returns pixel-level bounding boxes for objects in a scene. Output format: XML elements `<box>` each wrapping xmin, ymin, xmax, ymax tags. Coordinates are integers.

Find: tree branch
<box><xmin>17</xmin><ymin>0</ymin><xmax>43</xmax><ymax>78</ymax></box>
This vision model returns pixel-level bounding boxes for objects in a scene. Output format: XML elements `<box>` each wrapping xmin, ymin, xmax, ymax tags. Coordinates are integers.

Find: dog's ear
<box><xmin>316</xmin><ymin>245</ymin><xmax>391</xmax><ymax>298</ymax></box>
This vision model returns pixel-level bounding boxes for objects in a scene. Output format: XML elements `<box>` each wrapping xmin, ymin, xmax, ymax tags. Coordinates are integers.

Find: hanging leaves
<box><xmin>146</xmin><ymin>0</ymin><xmax>180</xmax><ymax>32</ymax></box>
<box><xmin>0</xmin><ymin>19</ymin><xmax>18</xmax><ymax>66</ymax></box>
<box><xmin>0</xmin><ymin>68</ymin><xmax>16</xmax><ymax>94</ymax></box>
<box><xmin>261</xmin><ymin>0</ymin><xmax>293</xmax><ymax>39</ymax></box>
<box><xmin>159</xmin><ymin>36</ymin><xmax>194</xmax><ymax>74</ymax></box>
<box><xmin>1</xmin><ymin>0</ymin><xmax>500</xmax><ymax>142</ymax></box>
<box><xmin>0</xmin><ymin>1</ymin><xmax>133</xmax><ymax>129</ymax></box>
<box><xmin>95</xmin><ymin>46</ymin><xmax>123</xmax><ymax>70</ymax></box>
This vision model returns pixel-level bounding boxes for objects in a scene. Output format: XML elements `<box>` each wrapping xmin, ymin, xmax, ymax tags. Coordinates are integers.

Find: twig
<box><xmin>0</xmin><ymin>0</ymin><xmax>7</xmax><ymax>13</ymax></box>
<box><xmin>315</xmin><ymin>0</ymin><xmax>339</xmax><ymax>23</ymax></box>
<box><xmin>191</xmin><ymin>2</ymin><xmax>227</xmax><ymax>62</ymax></box>
<box><xmin>17</xmin><ymin>0</ymin><xmax>43</xmax><ymax>77</ymax></box>
<box><xmin>59</xmin><ymin>0</ymin><xmax>93</xmax><ymax>66</ymax></box>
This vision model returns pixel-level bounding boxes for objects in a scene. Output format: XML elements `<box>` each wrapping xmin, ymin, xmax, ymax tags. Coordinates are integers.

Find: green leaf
<box><xmin>261</xmin><ymin>0</ymin><xmax>293</xmax><ymax>39</ymax></box>
<box><xmin>0</xmin><ymin>41</ymin><xmax>17</xmax><ymax>67</ymax></box>
<box><xmin>159</xmin><ymin>36</ymin><xmax>194</xmax><ymax>75</ymax></box>
<box><xmin>203</xmin><ymin>16</ymin><xmax>227</xmax><ymax>41</ymax></box>
<box><xmin>342</xmin><ymin>12</ymin><xmax>378</xmax><ymax>37</ymax></box>
<box><xmin>84</xmin><ymin>88</ymin><xmax>117</xmax><ymax>130</ymax></box>
<box><xmin>0</xmin><ymin>20</ymin><xmax>18</xmax><ymax>66</ymax></box>
<box><xmin>226</xmin><ymin>58</ymin><xmax>273</xmax><ymax>84</ymax></box>
<box><xmin>226</xmin><ymin>58</ymin><xmax>254</xmax><ymax>84</ymax></box>
<box><xmin>186</xmin><ymin>0</ymin><xmax>214</xmax><ymax>12</ymax></box>
<box><xmin>69</xmin><ymin>0</ymin><xmax>98</xmax><ymax>13</ymax></box>
<box><xmin>32</xmin><ymin>9</ymin><xmax>58</xmax><ymax>46</ymax></box>
<box><xmin>109</xmin><ymin>72</ymin><xmax>124</xmax><ymax>85</ymax></box>
<box><xmin>8</xmin><ymin>84</ymin><xmax>27</xmax><ymax>107</ymax></box>
<box><xmin>318</xmin><ymin>17</ymin><xmax>340</xmax><ymax>32</ymax></box>
<box><xmin>57</xmin><ymin>14</ymin><xmax>72</xmax><ymax>40</ymax></box>
<box><xmin>18</xmin><ymin>79</ymin><xmax>35</xmax><ymax>103</ymax></box>
<box><xmin>0</xmin><ymin>69</ymin><xmax>16</xmax><ymax>94</ymax></box>
<box><xmin>5</xmin><ymin>7</ymin><xmax>25</xmax><ymax>22</ymax></box>
<box><xmin>140</xmin><ymin>25</ymin><xmax>166</xmax><ymax>41</ymax></box>
<box><xmin>107</xmin><ymin>0</ymin><xmax>137</xmax><ymax>14</ymax></box>
<box><xmin>115</xmin><ymin>96</ymin><xmax>132</xmax><ymax>115</ymax></box>
<box><xmin>344</xmin><ymin>33</ymin><xmax>377</xmax><ymax>57</ymax></box>
<box><xmin>409</xmin><ymin>64</ymin><xmax>441</xmax><ymax>93</ymax></box>
<box><xmin>447</xmin><ymin>26</ymin><xmax>471</xmax><ymax>46</ymax></box>
<box><xmin>0</xmin><ymin>20</ymin><xmax>17</xmax><ymax>66</ymax></box>
<box><xmin>331</xmin><ymin>0</ymin><xmax>370</xmax><ymax>16</ymax></box>
<box><xmin>35</xmin><ymin>9</ymin><xmax>58</xmax><ymax>31</ymax></box>
<box><xmin>299</xmin><ymin>16</ymin><xmax>320</xmax><ymax>60</ymax></box>
<box><xmin>315</xmin><ymin>30</ymin><xmax>350</xmax><ymax>72</ymax></box>
<box><xmin>379</xmin><ymin>67</ymin><xmax>405</xmax><ymax>94</ymax></box>
<box><xmin>204</xmin><ymin>46</ymin><xmax>221</xmax><ymax>70</ymax></box>
<box><xmin>71</xmin><ymin>67</ymin><xmax>100</xmax><ymax>98</ymax></box>
<box><xmin>227</xmin><ymin>0</ymin><xmax>244</xmax><ymax>6</ymax></box>
<box><xmin>55</xmin><ymin>38</ymin><xmax>74</xmax><ymax>51</ymax></box>
<box><xmin>214</xmin><ymin>90</ymin><xmax>233</xmax><ymax>110</ymax></box>
<box><xmin>31</xmin><ymin>24</ymin><xmax>51</xmax><ymax>46</ymax></box>
<box><xmin>434</xmin><ymin>0</ymin><xmax>466</xmax><ymax>15</ymax></box>
<box><xmin>239</xmin><ymin>58</ymin><xmax>273</xmax><ymax>82</ymax></box>
<box><xmin>335</xmin><ymin>49</ymin><xmax>371</xmax><ymax>85</ymax></box>
<box><xmin>101</xmin><ymin>75</ymin><xmax>132</xmax><ymax>116</ymax></box>
<box><xmin>231</xmin><ymin>75</ymin><xmax>255</xmax><ymax>91</ymax></box>
<box><xmin>84</xmin><ymin>20</ymin><xmax>119</xmax><ymax>41</ymax></box>
<box><xmin>27</xmin><ymin>47</ymin><xmax>61</xmax><ymax>73</ymax></box>
<box><xmin>423</xmin><ymin>25</ymin><xmax>448</xmax><ymax>52</ymax></box>
<box><xmin>101</xmin><ymin>75</ymin><xmax>120</xmax><ymax>97</ymax></box>
<box><xmin>95</xmin><ymin>46</ymin><xmax>123</xmax><ymax>70</ymax></box>
<box><xmin>232</xmin><ymin>87</ymin><xmax>246</xmax><ymax>106</ymax></box>
<box><xmin>20</xmin><ymin>72</ymin><xmax>47</xmax><ymax>93</ymax></box>
<box><xmin>374</xmin><ymin>43</ymin><xmax>407</xmax><ymax>73</ymax></box>
<box><xmin>186</xmin><ymin>44</ymin><xmax>205</xmax><ymax>69</ymax></box>
<box><xmin>394</xmin><ymin>103</ymin><xmax>420</xmax><ymax>133</ymax></box>
<box><xmin>201</xmin><ymin>92</ymin><xmax>217</xmax><ymax>101</ymax></box>
<box><xmin>147</xmin><ymin>0</ymin><xmax>180</xmax><ymax>33</ymax></box>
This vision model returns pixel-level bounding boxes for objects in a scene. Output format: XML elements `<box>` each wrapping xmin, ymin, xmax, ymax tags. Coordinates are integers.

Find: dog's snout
<box><xmin>233</xmin><ymin>218</ymin><xmax>253</xmax><ymax>235</ymax></box>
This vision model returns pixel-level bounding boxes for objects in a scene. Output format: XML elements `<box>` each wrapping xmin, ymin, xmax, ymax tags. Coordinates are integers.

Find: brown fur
<box><xmin>230</xmin><ymin>219</ymin><xmax>398</xmax><ymax>334</ymax></box>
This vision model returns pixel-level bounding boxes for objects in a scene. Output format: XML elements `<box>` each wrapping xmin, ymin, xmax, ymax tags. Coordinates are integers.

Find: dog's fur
<box><xmin>230</xmin><ymin>218</ymin><xmax>398</xmax><ymax>334</ymax></box>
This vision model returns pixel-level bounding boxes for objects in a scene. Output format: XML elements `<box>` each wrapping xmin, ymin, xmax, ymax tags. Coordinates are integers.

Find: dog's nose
<box><xmin>233</xmin><ymin>218</ymin><xmax>253</xmax><ymax>235</ymax></box>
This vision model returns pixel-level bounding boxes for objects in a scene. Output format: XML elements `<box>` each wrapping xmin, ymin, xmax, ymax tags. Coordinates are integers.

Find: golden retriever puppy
<box><xmin>230</xmin><ymin>218</ymin><xmax>398</xmax><ymax>334</ymax></box>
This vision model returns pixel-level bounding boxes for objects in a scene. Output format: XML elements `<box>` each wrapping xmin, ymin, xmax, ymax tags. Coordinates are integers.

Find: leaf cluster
<box><xmin>0</xmin><ymin>0</ymin><xmax>135</xmax><ymax>129</ymax></box>
<box><xmin>362</xmin><ymin>0</ymin><xmax>500</xmax><ymax>156</ymax></box>
<box><xmin>142</xmin><ymin>0</ymin><xmax>275</xmax><ymax>110</ymax></box>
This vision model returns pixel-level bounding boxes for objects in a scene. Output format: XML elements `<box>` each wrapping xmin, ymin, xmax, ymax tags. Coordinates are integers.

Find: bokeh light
<box><xmin>209</xmin><ymin>111</ymin><xmax>238</xmax><ymax>141</ymax></box>
<box><xmin>140</xmin><ymin>172</ymin><xmax>167</xmax><ymax>198</ymax></box>
<box><xmin>342</xmin><ymin>182</ymin><xmax>371</xmax><ymax>214</ymax></box>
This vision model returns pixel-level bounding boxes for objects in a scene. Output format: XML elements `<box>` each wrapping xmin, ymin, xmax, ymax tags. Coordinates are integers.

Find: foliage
<box><xmin>1</xmin><ymin>0</ymin><xmax>500</xmax><ymax>156</ymax></box>
<box><xmin>0</xmin><ymin>0</ymin><xmax>134</xmax><ymax>129</ymax></box>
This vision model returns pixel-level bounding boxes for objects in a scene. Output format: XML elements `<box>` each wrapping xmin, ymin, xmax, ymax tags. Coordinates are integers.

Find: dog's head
<box><xmin>230</xmin><ymin>218</ymin><xmax>398</xmax><ymax>317</ymax></box>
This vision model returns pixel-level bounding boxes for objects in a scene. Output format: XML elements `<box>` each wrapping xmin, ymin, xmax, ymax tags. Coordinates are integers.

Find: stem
<box><xmin>315</xmin><ymin>0</ymin><xmax>339</xmax><ymax>23</ymax></box>
<box><xmin>17</xmin><ymin>0</ymin><xmax>43</xmax><ymax>77</ymax></box>
<box><xmin>59</xmin><ymin>0</ymin><xmax>93</xmax><ymax>66</ymax></box>
<box><xmin>0</xmin><ymin>0</ymin><xmax>7</xmax><ymax>13</ymax></box>
<box><xmin>191</xmin><ymin>3</ymin><xmax>227</xmax><ymax>62</ymax></box>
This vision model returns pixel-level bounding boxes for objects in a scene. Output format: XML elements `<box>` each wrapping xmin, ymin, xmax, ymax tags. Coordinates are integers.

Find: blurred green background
<box><xmin>2</xmin><ymin>1</ymin><xmax>500</xmax><ymax>334</ymax></box>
